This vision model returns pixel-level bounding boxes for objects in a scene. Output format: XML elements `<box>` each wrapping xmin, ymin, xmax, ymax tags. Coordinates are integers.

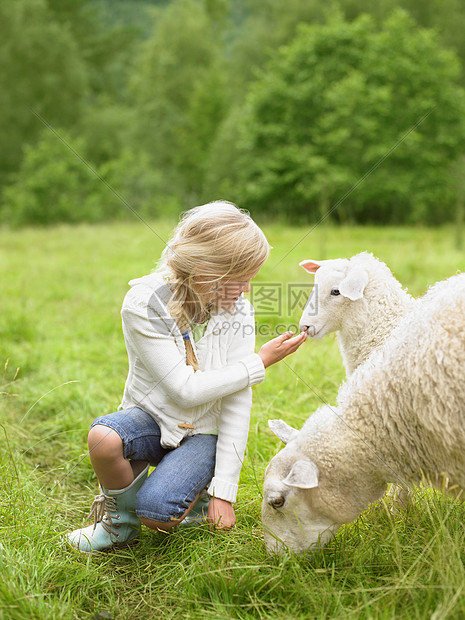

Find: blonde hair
<box><xmin>157</xmin><ymin>201</ymin><xmax>270</xmax><ymax>370</ymax></box>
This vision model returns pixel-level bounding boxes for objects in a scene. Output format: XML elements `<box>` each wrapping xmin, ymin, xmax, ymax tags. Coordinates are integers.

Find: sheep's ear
<box><xmin>299</xmin><ymin>259</ymin><xmax>321</xmax><ymax>274</ymax></box>
<box><xmin>339</xmin><ymin>267</ymin><xmax>369</xmax><ymax>301</ymax></box>
<box><xmin>268</xmin><ymin>419</ymin><xmax>299</xmax><ymax>445</ymax></box>
<box><xmin>283</xmin><ymin>459</ymin><xmax>319</xmax><ymax>489</ymax></box>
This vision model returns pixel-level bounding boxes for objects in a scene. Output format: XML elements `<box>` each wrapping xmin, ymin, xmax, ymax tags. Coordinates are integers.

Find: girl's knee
<box><xmin>136</xmin><ymin>493</ymin><xmax>193</xmax><ymax>529</ymax></box>
<box><xmin>88</xmin><ymin>425</ymin><xmax>123</xmax><ymax>459</ymax></box>
<box><xmin>139</xmin><ymin>516</ymin><xmax>179</xmax><ymax>531</ymax></box>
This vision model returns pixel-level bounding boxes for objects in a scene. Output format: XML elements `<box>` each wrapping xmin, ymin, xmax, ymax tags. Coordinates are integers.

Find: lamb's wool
<box><xmin>262</xmin><ymin>272</ymin><xmax>465</xmax><ymax>554</ymax></box>
<box><xmin>299</xmin><ymin>252</ymin><xmax>415</xmax><ymax>375</ymax></box>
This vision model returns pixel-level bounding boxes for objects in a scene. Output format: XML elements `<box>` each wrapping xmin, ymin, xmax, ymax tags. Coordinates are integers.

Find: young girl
<box><xmin>67</xmin><ymin>201</ymin><xmax>306</xmax><ymax>553</ymax></box>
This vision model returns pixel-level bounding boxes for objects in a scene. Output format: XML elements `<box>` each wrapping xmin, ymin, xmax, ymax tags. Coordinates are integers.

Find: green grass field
<box><xmin>1</xmin><ymin>221</ymin><xmax>465</xmax><ymax>619</ymax></box>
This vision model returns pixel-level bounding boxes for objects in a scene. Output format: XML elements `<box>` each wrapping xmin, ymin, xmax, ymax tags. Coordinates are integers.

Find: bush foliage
<box><xmin>1</xmin><ymin>0</ymin><xmax>465</xmax><ymax>226</ymax></box>
<box><xmin>208</xmin><ymin>11</ymin><xmax>465</xmax><ymax>223</ymax></box>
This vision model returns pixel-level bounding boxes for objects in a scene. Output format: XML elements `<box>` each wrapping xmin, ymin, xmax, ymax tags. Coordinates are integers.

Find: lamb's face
<box><xmin>261</xmin><ymin>448</ymin><xmax>341</xmax><ymax>554</ymax></box>
<box><xmin>299</xmin><ymin>259</ymin><xmax>369</xmax><ymax>339</ymax></box>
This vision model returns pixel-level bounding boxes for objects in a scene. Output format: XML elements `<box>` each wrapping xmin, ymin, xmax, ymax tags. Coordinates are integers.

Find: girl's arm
<box><xmin>205</xmin><ymin>299</ymin><xmax>257</xmax><ymax>526</ymax></box>
<box><xmin>206</xmin><ymin>385</ymin><xmax>252</xmax><ymax>504</ymax></box>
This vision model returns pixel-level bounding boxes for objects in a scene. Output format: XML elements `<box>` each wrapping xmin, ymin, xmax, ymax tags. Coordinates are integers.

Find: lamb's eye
<box><xmin>331</xmin><ymin>288</ymin><xmax>341</xmax><ymax>296</ymax></box>
<box><xmin>269</xmin><ymin>497</ymin><xmax>285</xmax><ymax>510</ymax></box>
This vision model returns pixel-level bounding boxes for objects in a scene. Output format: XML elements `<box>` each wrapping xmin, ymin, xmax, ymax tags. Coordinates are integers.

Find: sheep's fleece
<box><xmin>262</xmin><ymin>272</ymin><xmax>465</xmax><ymax>554</ymax></box>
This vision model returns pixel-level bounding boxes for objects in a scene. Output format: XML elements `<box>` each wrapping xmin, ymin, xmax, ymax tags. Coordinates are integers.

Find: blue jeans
<box><xmin>91</xmin><ymin>407</ymin><xmax>217</xmax><ymax>522</ymax></box>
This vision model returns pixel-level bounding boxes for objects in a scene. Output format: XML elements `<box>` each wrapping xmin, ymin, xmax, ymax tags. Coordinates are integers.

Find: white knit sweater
<box><xmin>119</xmin><ymin>272</ymin><xmax>266</xmax><ymax>503</ymax></box>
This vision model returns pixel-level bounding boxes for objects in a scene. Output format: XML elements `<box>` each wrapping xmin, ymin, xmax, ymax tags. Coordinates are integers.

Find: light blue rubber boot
<box><xmin>66</xmin><ymin>465</ymin><xmax>149</xmax><ymax>554</ymax></box>
<box><xmin>181</xmin><ymin>491</ymin><xmax>210</xmax><ymax>526</ymax></box>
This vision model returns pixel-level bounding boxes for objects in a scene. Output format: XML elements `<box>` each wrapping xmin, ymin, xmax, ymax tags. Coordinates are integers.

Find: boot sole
<box><xmin>67</xmin><ymin>536</ymin><xmax>140</xmax><ymax>556</ymax></box>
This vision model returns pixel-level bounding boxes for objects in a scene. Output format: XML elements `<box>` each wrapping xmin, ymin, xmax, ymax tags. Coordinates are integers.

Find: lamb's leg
<box><xmin>387</xmin><ymin>484</ymin><xmax>413</xmax><ymax>514</ymax></box>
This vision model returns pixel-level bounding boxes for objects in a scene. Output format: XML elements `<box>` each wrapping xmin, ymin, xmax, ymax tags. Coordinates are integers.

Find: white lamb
<box><xmin>298</xmin><ymin>252</ymin><xmax>415</xmax><ymax>376</ymax></box>
<box><xmin>262</xmin><ymin>272</ymin><xmax>465</xmax><ymax>554</ymax></box>
<box><xmin>298</xmin><ymin>252</ymin><xmax>416</xmax><ymax>507</ymax></box>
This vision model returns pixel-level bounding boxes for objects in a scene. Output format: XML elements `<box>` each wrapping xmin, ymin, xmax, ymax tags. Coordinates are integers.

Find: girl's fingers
<box><xmin>282</xmin><ymin>331</ymin><xmax>306</xmax><ymax>344</ymax></box>
<box><xmin>259</xmin><ymin>330</ymin><xmax>307</xmax><ymax>367</ymax></box>
<box><xmin>283</xmin><ymin>331</ymin><xmax>307</xmax><ymax>351</ymax></box>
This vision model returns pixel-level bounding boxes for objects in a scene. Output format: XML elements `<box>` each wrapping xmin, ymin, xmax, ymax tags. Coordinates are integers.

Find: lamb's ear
<box><xmin>282</xmin><ymin>459</ymin><xmax>319</xmax><ymax>489</ymax></box>
<box><xmin>299</xmin><ymin>259</ymin><xmax>322</xmax><ymax>274</ymax></box>
<box><xmin>268</xmin><ymin>419</ymin><xmax>299</xmax><ymax>445</ymax></box>
<box><xmin>338</xmin><ymin>267</ymin><xmax>369</xmax><ymax>301</ymax></box>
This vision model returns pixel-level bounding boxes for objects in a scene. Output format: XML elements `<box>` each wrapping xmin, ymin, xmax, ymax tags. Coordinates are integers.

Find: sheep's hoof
<box><xmin>386</xmin><ymin>484</ymin><xmax>413</xmax><ymax>516</ymax></box>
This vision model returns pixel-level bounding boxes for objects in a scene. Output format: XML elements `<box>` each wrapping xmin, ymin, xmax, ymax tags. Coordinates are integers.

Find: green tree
<box><xmin>228</xmin><ymin>0</ymin><xmax>339</xmax><ymax>98</ymax></box>
<box><xmin>342</xmin><ymin>0</ymin><xmax>465</xmax><ymax>82</ymax></box>
<box><xmin>78</xmin><ymin>101</ymin><xmax>136</xmax><ymax>166</ymax></box>
<box><xmin>230</xmin><ymin>0</ymin><xmax>465</xmax><ymax>92</ymax></box>
<box><xmin>46</xmin><ymin>0</ymin><xmax>141</xmax><ymax>100</ymax></box>
<box><xmin>0</xmin><ymin>0</ymin><xmax>88</xmax><ymax>185</ymax></box>
<box><xmin>85</xmin><ymin>149</ymin><xmax>178</xmax><ymax>222</ymax></box>
<box><xmin>0</xmin><ymin>128</ymin><xmax>175</xmax><ymax>227</ymax></box>
<box><xmin>1</xmin><ymin>130</ymin><xmax>102</xmax><ymax>226</ymax></box>
<box><xmin>129</xmin><ymin>0</ymin><xmax>227</xmax><ymax>202</ymax></box>
<box><xmin>208</xmin><ymin>10</ymin><xmax>465</xmax><ymax>224</ymax></box>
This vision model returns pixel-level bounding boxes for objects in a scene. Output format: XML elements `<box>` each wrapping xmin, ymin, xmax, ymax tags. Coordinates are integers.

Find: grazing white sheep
<box><xmin>298</xmin><ymin>252</ymin><xmax>415</xmax><ymax>376</ymax></box>
<box><xmin>262</xmin><ymin>272</ymin><xmax>465</xmax><ymax>554</ymax></box>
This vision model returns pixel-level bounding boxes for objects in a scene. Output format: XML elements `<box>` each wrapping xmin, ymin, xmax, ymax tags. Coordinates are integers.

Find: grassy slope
<box><xmin>1</xmin><ymin>221</ymin><xmax>465</xmax><ymax>619</ymax></box>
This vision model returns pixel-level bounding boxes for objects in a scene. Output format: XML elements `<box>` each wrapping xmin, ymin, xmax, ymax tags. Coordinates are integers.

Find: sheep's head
<box><xmin>262</xmin><ymin>448</ymin><xmax>341</xmax><ymax>554</ymax></box>
<box><xmin>298</xmin><ymin>258</ymin><xmax>369</xmax><ymax>338</ymax></box>
<box><xmin>262</xmin><ymin>409</ymin><xmax>344</xmax><ymax>554</ymax></box>
<box><xmin>262</xmin><ymin>408</ymin><xmax>386</xmax><ymax>554</ymax></box>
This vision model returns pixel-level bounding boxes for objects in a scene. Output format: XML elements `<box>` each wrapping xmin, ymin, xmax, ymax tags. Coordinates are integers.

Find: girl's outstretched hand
<box><xmin>258</xmin><ymin>330</ymin><xmax>307</xmax><ymax>369</ymax></box>
<box><xmin>207</xmin><ymin>497</ymin><xmax>236</xmax><ymax>530</ymax></box>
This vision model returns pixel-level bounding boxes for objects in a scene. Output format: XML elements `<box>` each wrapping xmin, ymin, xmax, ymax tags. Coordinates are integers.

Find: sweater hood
<box><xmin>128</xmin><ymin>272</ymin><xmax>166</xmax><ymax>289</ymax></box>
